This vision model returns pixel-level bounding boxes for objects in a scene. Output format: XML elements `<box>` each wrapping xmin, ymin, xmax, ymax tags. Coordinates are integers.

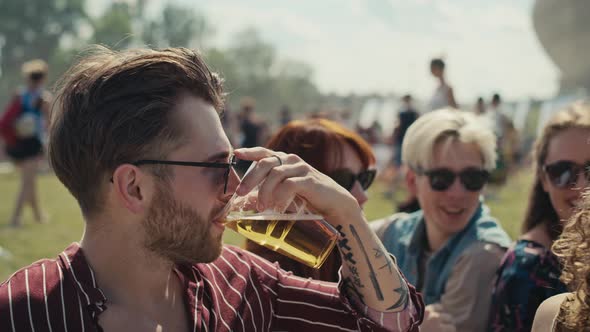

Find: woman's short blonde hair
<box><xmin>401</xmin><ymin>107</ymin><xmax>497</xmax><ymax>171</ymax></box>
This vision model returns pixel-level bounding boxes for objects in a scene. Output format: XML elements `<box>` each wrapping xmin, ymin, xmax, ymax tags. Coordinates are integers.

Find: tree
<box><xmin>224</xmin><ymin>28</ymin><xmax>324</xmax><ymax>117</ymax></box>
<box><xmin>92</xmin><ymin>2</ymin><xmax>133</xmax><ymax>49</ymax></box>
<box><xmin>141</xmin><ymin>3</ymin><xmax>212</xmax><ymax>48</ymax></box>
<box><xmin>227</xmin><ymin>28</ymin><xmax>275</xmax><ymax>84</ymax></box>
<box><xmin>0</xmin><ymin>2</ymin><xmax>325</xmax><ymax>127</ymax></box>
<box><xmin>273</xmin><ymin>59</ymin><xmax>321</xmax><ymax>113</ymax></box>
<box><xmin>205</xmin><ymin>48</ymin><xmax>239</xmax><ymax>91</ymax></box>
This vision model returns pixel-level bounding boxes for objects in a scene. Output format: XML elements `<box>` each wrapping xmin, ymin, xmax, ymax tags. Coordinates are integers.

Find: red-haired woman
<box><xmin>245</xmin><ymin>118</ymin><xmax>376</xmax><ymax>282</ymax></box>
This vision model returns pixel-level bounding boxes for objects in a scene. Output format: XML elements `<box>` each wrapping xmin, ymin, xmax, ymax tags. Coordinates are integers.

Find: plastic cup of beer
<box><xmin>222</xmin><ymin>162</ymin><xmax>339</xmax><ymax>269</ymax></box>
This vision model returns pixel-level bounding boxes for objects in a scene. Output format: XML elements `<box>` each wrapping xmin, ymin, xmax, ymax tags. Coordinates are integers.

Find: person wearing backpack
<box><xmin>0</xmin><ymin>59</ymin><xmax>51</xmax><ymax>227</ymax></box>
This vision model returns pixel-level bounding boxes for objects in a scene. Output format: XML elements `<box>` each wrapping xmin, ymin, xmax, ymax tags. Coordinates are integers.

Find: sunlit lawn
<box><xmin>0</xmin><ymin>166</ymin><xmax>533</xmax><ymax>281</ymax></box>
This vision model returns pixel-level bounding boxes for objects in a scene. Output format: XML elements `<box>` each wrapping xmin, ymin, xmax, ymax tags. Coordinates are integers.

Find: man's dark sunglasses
<box><xmin>415</xmin><ymin>167</ymin><xmax>490</xmax><ymax>192</ymax></box>
<box><xmin>131</xmin><ymin>155</ymin><xmax>237</xmax><ymax>194</ymax></box>
<box><xmin>328</xmin><ymin>169</ymin><xmax>376</xmax><ymax>191</ymax></box>
<box><xmin>543</xmin><ymin>160</ymin><xmax>590</xmax><ymax>189</ymax></box>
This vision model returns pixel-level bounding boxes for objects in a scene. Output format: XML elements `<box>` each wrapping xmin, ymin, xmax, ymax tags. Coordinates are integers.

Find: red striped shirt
<box><xmin>0</xmin><ymin>243</ymin><xmax>423</xmax><ymax>332</ymax></box>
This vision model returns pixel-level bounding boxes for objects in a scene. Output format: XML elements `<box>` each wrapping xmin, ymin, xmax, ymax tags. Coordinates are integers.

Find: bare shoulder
<box><xmin>532</xmin><ymin>293</ymin><xmax>570</xmax><ymax>332</ymax></box>
<box><xmin>521</xmin><ymin>223</ymin><xmax>553</xmax><ymax>249</ymax></box>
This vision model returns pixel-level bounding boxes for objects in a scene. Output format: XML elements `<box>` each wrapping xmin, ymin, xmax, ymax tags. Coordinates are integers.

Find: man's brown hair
<box><xmin>49</xmin><ymin>46</ymin><xmax>224</xmax><ymax>216</ymax></box>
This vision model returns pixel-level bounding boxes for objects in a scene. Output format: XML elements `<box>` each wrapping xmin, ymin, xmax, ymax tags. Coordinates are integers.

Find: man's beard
<box><xmin>142</xmin><ymin>181</ymin><xmax>224</xmax><ymax>265</ymax></box>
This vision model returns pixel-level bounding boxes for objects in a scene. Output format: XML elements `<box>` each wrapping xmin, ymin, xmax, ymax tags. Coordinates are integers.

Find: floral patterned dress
<box><xmin>489</xmin><ymin>239</ymin><xmax>567</xmax><ymax>332</ymax></box>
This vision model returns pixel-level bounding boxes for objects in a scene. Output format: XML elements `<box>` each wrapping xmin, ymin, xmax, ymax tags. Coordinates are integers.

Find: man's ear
<box><xmin>405</xmin><ymin>168</ymin><xmax>418</xmax><ymax>196</ymax></box>
<box><xmin>111</xmin><ymin>165</ymin><xmax>149</xmax><ymax>214</ymax></box>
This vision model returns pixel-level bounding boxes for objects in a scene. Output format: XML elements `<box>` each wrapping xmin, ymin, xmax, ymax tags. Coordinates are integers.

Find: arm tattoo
<box><xmin>338</xmin><ymin>225</ymin><xmax>409</xmax><ymax>309</ymax></box>
<box><xmin>386</xmin><ymin>274</ymin><xmax>409</xmax><ymax>310</ymax></box>
<box><xmin>349</xmin><ymin>224</ymin><xmax>384</xmax><ymax>301</ymax></box>
<box><xmin>343</xmin><ymin>277</ymin><xmax>365</xmax><ymax>302</ymax></box>
<box><xmin>373</xmin><ymin>247</ymin><xmax>394</xmax><ymax>273</ymax></box>
<box><xmin>338</xmin><ymin>237</ymin><xmax>352</xmax><ymax>251</ymax></box>
<box><xmin>373</xmin><ymin>246</ymin><xmax>409</xmax><ymax>309</ymax></box>
<box><xmin>336</xmin><ymin>225</ymin><xmax>357</xmax><ymax>264</ymax></box>
<box><xmin>336</xmin><ymin>225</ymin><xmax>363</xmax><ymax>287</ymax></box>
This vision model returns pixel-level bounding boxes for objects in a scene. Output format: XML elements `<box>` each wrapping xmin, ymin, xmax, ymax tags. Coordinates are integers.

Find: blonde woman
<box><xmin>490</xmin><ymin>100</ymin><xmax>590</xmax><ymax>331</ymax></box>
<box><xmin>489</xmin><ymin>102</ymin><xmax>590</xmax><ymax>332</ymax></box>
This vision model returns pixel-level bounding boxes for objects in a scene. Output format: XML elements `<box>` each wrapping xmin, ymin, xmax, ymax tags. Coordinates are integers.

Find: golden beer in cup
<box><xmin>221</xmin><ymin>162</ymin><xmax>339</xmax><ymax>268</ymax></box>
<box><xmin>224</xmin><ymin>210</ymin><xmax>338</xmax><ymax>268</ymax></box>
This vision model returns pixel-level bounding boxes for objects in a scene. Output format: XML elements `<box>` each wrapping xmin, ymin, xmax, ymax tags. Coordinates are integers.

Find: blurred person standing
<box><xmin>220</xmin><ymin>102</ymin><xmax>239</xmax><ymax>147</ymax></box>
<box><xmin>372</xmin><ymin>108</ymin><xmax>511</xmax><ymax>332</ymax></box>
<box><xmin>245</xmin><ymin>118</ymin><xmax>377</xmax><ymax>282</ymax></box>
<box><xmin>393</xmin><ymin>95</ymin><xmax>420</xmax><ymax>213</ymax></box>
<box><xmin>237</xmin><ymin>96</ymin><xmax>262</xmax><ymax>173</ymax></box>
<box><xmin>340</xmin><ymin>108</ymin><xmax>355</xmax><ymax>129</ymax></box>
<box><xmin>393</xmin><ymin>95</ymin><xmax>419</xmax><ymax>170</ymax></box>
<box><xmin>428</xmin><ymin>58</ymin><xmax>457</xmax><ymax>112</ymax></box>
<box><xmin>487</xmin><ymin>94</ymin><xmax>508</xmax><ymax>139</ymax></box>
<box><xmin>487</xmin><ymin>94</ymin><xmax>518</xmax><ymax>185</ymax></box>
<box><xmin>474</xmin><ymin>97</ymin><xmax>487</xmax><ymax>116</ymax></box>
<box><xmin>490</xmin><ymin>101</ymin><xmax>590</xmax><ymax>332</ymax></box>
<box><xmin>0</xmin><ymin>59</ymin><xmax>51</xmax><ymax>227</ymax></box>
<box><xmin>238</xmin><ymin>96</ymin><xmax>261</xmax><ymax>148</ymax></box>
<box><xmin>278</xmin><ymin>104</ymin><xmax>292</xmax><ymax>126</ymax></box>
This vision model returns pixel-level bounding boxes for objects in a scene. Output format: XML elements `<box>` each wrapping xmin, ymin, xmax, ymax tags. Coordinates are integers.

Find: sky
<box><xmin>90</xmin><ymin>0</ymin><xmax>560</xmax><ymax>104</ymax></box>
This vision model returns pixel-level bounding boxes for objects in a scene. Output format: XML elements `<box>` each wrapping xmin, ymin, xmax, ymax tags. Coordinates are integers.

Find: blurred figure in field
<box><xmin>487</xmin><ymin>93</ymin><xmax>519</xmax><ymax>185</ymax></box>
<box><xmin>340</xmin><ymin>108</ymin><xmax>355</xmax><ymax>129</ymax></box>
<box><xmin>238</xmin><ymin>96</ymin><xmax>261</xmax><ymax>148</ymax></box>
<box><xmin>533</xmin><ymin>190</ymin><xmax>590</xmax><ymax>332</ymax></box>
<box><xmin>0</xmin><ymin>59</ymin><xmax>51</xmax><ymax>227</ymax></box>
<box><xmin>490</xmin><ymin>101</ymin><xmax>590</xmax><ymax>332</ymax></box>
<box><xmin>393</xmin><ymin>95</ymin><xmax>420</xmax><ymax>213</ymax></box>
<box><xmin>428</xmin><ymin>58</ymin><xmax>457</xmax><ymax>111</ymax></box>
<box><xmin>474</xmin><ymin>97</ymin><xmax>486</xmax><ymax>115</ymax></box>
<box><xmin>236</xmin><ymin>96</ymin><xmax>262</xmax><ymax>173</ymax></box>
<box><xmin>372</xmin><ymin>108</ymin><xmax>511</xmax><ymax>332</ymax></box>
<box><xmin>358</xmin><ymin>120</ymin><xmax>383</xmax><ymax>145</ymax></box>
<box><xmin>220</xmin><ymin>102</ymin><xmax>239</xmax><ymax>147</ymax></box>
<box><xmin>393</xmin><ymin>95</ymin><xmax>419</xmax><ymax>170</ymax></box>
<box><xmin>245</xmin><ymin>118</ymin><xmax>376</xmax><ymax>282</ymax></box>
<box><xmin>279</xmin><ymin>104</ymin><xmax>292</xmax><ymax>126</ymax></box>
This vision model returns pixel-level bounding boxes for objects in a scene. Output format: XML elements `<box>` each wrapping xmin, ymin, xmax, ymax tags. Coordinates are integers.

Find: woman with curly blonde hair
<box><xmin>533</xmin><ymin>190</ymin><xmax>590</xmax><ymax>331</ymax></box>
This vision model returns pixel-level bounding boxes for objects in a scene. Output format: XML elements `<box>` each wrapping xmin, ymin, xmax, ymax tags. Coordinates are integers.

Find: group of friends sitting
<box><xmin>247</xmin><ymin>103</ymin><xmax>590</xmax><ymax>332</ymax></box>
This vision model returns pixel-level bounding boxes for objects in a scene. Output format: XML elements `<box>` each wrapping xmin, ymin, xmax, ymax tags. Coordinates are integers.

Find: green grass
<box><xmin>0</xmin><ymin>168</ymin><xmax>533</xmax><ymax>281</ymax></box>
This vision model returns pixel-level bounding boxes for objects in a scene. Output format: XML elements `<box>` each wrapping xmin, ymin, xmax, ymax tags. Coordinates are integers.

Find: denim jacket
<box><xmin>378</xmin><ymin>203</ymin><xmax>511</xmax><ymax>305</ymax></box>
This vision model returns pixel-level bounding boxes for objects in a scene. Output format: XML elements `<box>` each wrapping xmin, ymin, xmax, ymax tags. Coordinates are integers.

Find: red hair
<box><xmin>266</xmin><ymin>118</ymin><xmax>375</xmax><ymax>173</ymax></box>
